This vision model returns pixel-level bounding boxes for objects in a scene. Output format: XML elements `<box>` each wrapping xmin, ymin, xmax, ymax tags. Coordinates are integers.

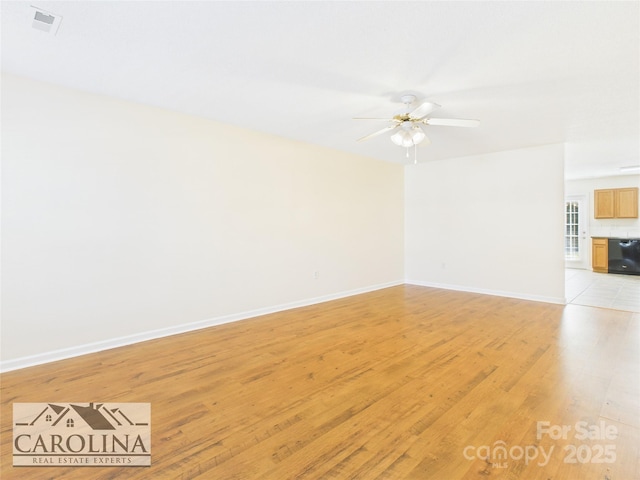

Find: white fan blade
<box><xmin>408</xmin><ymin>101</ymin><xmax>440</xmax><ymax>120</ymax></box>
<box><xmin>425</xmin><ymin>118</ymin><xmax>480</xmax><ymax>127</ymax></box>
<box><xmin>353</xmin><ymin>117</ymin><xmax>399</xmax><ymax>121</ymax></box>
<box><xmin>357</xmin><ymin>125</ymin><xmax>398</xmax><ymax>142</ymax></box>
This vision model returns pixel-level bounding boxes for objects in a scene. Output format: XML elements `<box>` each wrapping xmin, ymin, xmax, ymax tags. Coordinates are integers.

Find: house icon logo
<box><xmin>13</xmin><ymin>402</ymin><xmax>151</xmax><ymax>467</ymax></box>
<box><xmin>19</xmin><ymin>403</ymin><xmax>148</xmax><ymax>430</ymax></box>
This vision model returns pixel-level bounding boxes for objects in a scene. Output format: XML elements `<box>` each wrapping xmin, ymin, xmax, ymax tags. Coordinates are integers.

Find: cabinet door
<box><xmin>615</xmin><ymin>187</ymin><xmax>639</xmax><ymax>218</ymax></box>
<box><xmin>594</xmin><ymin>189</ymin><xmax>615</xmax><ymax>218</ymax></box>
<box><xmin>592</xmin><ymin>239</ymin><xmax>608</xmax><ymax>273</ymax></box>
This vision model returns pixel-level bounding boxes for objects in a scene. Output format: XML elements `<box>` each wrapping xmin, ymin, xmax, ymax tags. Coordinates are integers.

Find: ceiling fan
<box><xmin>355</xmin><ymin>94</ymin><xmax>479</xmax><ymax>155</ymax></box>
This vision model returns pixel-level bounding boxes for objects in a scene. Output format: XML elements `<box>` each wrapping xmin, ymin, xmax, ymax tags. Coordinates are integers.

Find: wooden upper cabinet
<box><xmin>615</xmin><ymin>187</ymin><xmax>638</xmax><ymax>218</ymax></box>
<box><xmin>594</xmin><ymin>187</ymin><xmax>638</xmax><ymax>219</ymax></box>
<box><xmin>594</xmin><ymin>189</ymin><xmax>615</xmax><ymax>218</ymax></box>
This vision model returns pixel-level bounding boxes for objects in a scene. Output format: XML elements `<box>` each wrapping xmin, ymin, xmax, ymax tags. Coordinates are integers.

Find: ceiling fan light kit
<box><xmin>390</xmin><ymin>123</ymin><xmax>426</xmax><ymax>147</ymax></box>
<box><xmin>356</xmin><ymin>93</ymin><xmax>479</xmax><ymax>162</ymax></box>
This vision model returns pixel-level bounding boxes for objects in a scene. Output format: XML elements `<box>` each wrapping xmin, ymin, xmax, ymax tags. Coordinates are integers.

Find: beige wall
<box><xmin>404</xmin><ymin>144</ymin><xmax>566</xmax><ymax>303</ymax></box>
<box><xmin>1</xmin><ymin>75</ymin><xmax>405</xmax><ymax>367</ymax></box>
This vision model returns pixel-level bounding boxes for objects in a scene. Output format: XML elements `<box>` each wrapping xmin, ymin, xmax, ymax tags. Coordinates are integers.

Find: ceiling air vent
<box><xmin>30</xmin><ymin>5</ymin><xmax>62</xmax><ymax>35</ymax></box>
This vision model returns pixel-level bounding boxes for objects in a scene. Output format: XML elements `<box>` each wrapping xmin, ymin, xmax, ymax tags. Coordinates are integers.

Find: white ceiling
<box><xmin>2</xmin><ymin>1</ymin><xmax>639</xmax><ymax>179</ymax></box>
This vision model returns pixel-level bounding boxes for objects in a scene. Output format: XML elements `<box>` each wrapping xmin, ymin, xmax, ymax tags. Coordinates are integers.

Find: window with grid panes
<box><xmin>565</xmin><ymin>201</ymin><xmax>580</xmax><ymax>260</ymax></box>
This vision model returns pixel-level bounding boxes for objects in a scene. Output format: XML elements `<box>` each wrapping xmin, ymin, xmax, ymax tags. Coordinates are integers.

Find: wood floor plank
<box><xmin>1</xmin><ymin>285</ymin><xmax>638</xmax><ymax>479</ymax></box>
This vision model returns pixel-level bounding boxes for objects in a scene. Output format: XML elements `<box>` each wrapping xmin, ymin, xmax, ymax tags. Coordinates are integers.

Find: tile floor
<box><xmin>566</xmin><ymin>268</ymin><xmax>640</xmax><ymax>313</ymax></box>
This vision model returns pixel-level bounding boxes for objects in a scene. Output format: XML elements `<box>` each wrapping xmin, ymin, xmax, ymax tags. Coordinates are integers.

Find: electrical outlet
<box><xmin>314</xmin><ymin>271</ymin><xmax>320</xmax><ymax>280</ymax></box>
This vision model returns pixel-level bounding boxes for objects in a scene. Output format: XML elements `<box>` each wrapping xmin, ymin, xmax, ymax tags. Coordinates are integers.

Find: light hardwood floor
<box><xmin>1</xmin><ymin>285</ymin><xmax>638</xmax><ymax>479</ymax></box>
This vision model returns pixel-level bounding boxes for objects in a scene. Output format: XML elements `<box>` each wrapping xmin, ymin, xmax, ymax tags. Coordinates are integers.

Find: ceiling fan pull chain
<box><xmin>406</xmin><ymin>147</ymin><xmax>410</xmax><ymax>159</ymax></box>
<box><xmin>414</xmin><ymin>144</ymin><xmax>418</xmax><ymax>164</ymax></box>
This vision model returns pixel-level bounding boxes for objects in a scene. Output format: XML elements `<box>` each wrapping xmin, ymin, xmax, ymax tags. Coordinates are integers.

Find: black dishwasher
<box><xmin>608</xmin><ymin>238</ymin><xmax>640</xmax><ymax>275</ymax></box>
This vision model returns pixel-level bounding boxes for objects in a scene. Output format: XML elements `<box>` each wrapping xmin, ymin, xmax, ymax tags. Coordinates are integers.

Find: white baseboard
<box><xmin>0</xmin><ymin>279</ymin><xmax>565</xmax><ymax>372</ymax></box>
<box><xmin>0</xmin><ymin>280</ymin><xmax>403</xmax><ymax>372</ymax></box>
<box><xmin>405</xmin><ymin>279</ymin><xmax>566</xmax><ymax>306</ymax></box>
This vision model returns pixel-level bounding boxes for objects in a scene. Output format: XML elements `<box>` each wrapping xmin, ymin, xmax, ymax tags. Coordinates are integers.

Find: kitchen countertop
<box><xmin>592</xmin><ymin>236</ymin><xmax>640</xmax><ymax>240</ymax></box>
